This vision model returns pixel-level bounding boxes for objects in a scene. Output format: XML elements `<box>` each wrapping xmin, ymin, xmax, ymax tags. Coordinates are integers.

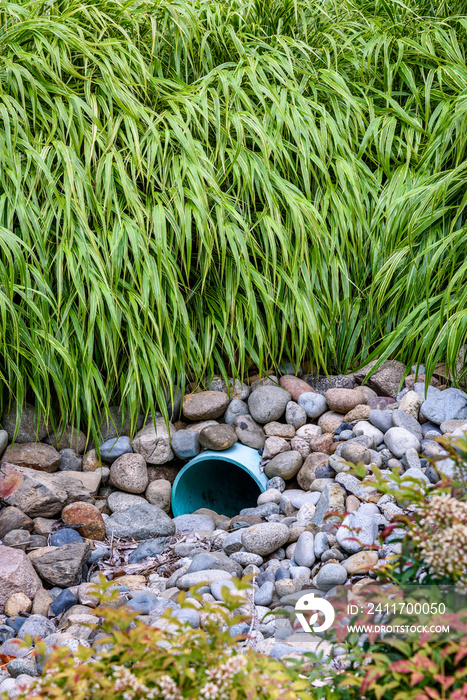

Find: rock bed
<box><xmin>1</xmin><ymin>359</ymin><xmax>467</xmax><ymax>696</ymax></box>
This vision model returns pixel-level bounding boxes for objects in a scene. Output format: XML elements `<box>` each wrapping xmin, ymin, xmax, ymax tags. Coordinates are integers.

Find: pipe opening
<box><xmin>172</xmin><ymin>456</ymin><xmax>264</xmax><ymax>517</ymax></box>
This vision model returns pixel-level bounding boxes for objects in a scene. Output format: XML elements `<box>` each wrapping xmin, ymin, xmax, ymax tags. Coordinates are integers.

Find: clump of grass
<box><xmin>1</xmin><ymin>0</ymin><xmax>467</xmax><ymax>438</ymax></box>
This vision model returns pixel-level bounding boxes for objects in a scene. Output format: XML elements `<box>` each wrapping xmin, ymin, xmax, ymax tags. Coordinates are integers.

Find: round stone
<box><xmin>248</xmin><ymin>386</ymin><xmax>291</xmax><ymax>424</ymax></box>
<box><xmin>298</xmin><ymin>393</ymin><xmax>328</xmax><ymax>419</ymax></box>
<box><xmin>297</xmin><ymin>453</ymin><xmax>329</xmax><ymax>490</ymax></box>
<box><xmin>391</xmin><ymin>409</ymin><xmax>422</xmax><ymax>435</ymax></box>
<box><xmin>173</xmin><ymin>513</ymin><xmax>215</xmax><ymax>533</ymax></box>
<box><xmin>98</xmin><ymin>436</ymin><xmax>133</xmax><ymax>463</ymax></box>
<box><xmin>4</xmin><ymin>592</ymin><xmax>32</xmax><ymax>617</ymax></box>
<box><xmin>3</xmin><ymin>529</ymin><xmax>31</xmax><ymax>551</ymax></box>
<box><xmin>183</xmin><ymin>391</ymin><xmax>230</xmax><ymax>420</ymax></box>
<box><xmin>344</xmin><ymin>405</ymin><xmax>371</xmax><ymax>422</ymax></box>
<box><xmin>263</xmin><ymin>436</ymin><xmax>291</xmax><ymax>460</ymax></box>
<box><xmin>318</xmin><ymin>411</ymin><xmax>346</xmax><ymax>433</ymax></box>
<box><xmin>224</xmin><ymin>399</ymin><xmax>249</xmax><ymax>426</ymax></box>
<box><xmin>278</xmin><ymin>376</ymin><xmax>312</xmax><ymax>402</ymax></box>
<box><xmin>264</xmin><ymin>451</ymin><xmax>303</xmax><ymax>480</ymax></box>
<box><xmin>285</xmin><ymin>401</ymin><xmax>307</xmax><ymax>429</ymax></box>
<box><xmin>45</xmin><ymin>426</ymin><xmax>86</xmax><ymax>453</ymax></box>
<box><xmin>241</xmin><ymin>523</ymin><xmax>290</xmax><ymax>556</ymax></box>
<box><xmin>384</xmin><ymin>427</ymin><xmax>421</xmax><ymax>458</ymax></box>
<box><xmin>171</xmin><ymin>429</ymin><xmax>200</xmax><ymax>459</ymax></box>
<box><xmin>233</xmin><ymin>414</ymin><xmax>265</xmax><ymax>449</ymax></box>
<box><xmin>342</xmin><ymin>551</ymin><xmax>378</xmax><ymax>575</ymax></box>
<box><xmin>368</xmin><ymin>409</ymin><xmax>393</xmax><ymax>433</ymax></box>
<box><xmin>352</xmin><ymin>421</ymin><xmax>384</xmax><ymax>445</ymax></box>
<box><xmin>199</xmin><ymin>424</ymin><xmax>237</xmax><ymax>450</ymax></box>
<box><xmin>324</xmin><ymin>388</ymin><xmax>366</xmax><ymax>413</ymax></box>
<box><xmin>340</xmin><ymin>442</ymin><xmax>371</xmax><ymax>465</ymax></box>
<box><xmin>316</xmin><ymin>563</ymin><xmax>347</xmax><ymax>591</ymax></box>
<box><xmin>61</xmin><ymin>502</ymin><xmax>106</xmax><ymax>540</ymax></box>
<box><xmin>109</xmin><ymin>453</ymin><xmax>148</xmax><ymax>494</ymax></box>
<box><xmin>50</xmin><ymin>528</ymin><xmax>83</xmax><ymax>546</ymax></box>
<box><xmin>107</xmin><ymin>491</ymin><xmax>148</xmax><ymax>512</ymax></box>
<box><xmin>145</xmin><ymin>479</ymin><xmax>171</xmax><ymax>512</ymax></box>
<box><xmin>295</xmin><ymin>424</ymin><xmax>322</xmax><ymax>439</ymax></box>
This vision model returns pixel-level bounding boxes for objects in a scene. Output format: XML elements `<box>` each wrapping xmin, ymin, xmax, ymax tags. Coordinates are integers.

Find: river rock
<box><xmin>278</xmin><ymin>376</ymin><xmax>313</xmax><ymax>402</ymax></box>
<box><xmin>105</xmin><ymin>504</ymin><xmax>175</xmax><ymax>540</ymax></box>
<box><xmin>399</xmin><ymin>390</ymin><xmax>423</xmax><ymax>419</ymax></box>
<box><xmin>224</xmin><ymin>399</ymin><xmax>249</xmax><ymax>426</ymax></box>
<box><xmin>248</xmin><ymin>386</ymin><xmax>291</xmax><ymax>424</ymax></box>
<box><xmin>312</xmin><ymin>483</ymin><xmax>346</xmax><ymax>530</ymax></box>
<box><xmin>109</xmin><ymin>453</ymin><xmax>148</xmax><ymax>494</ymax></box>
<box><xmin>145</xmin><ymin>479</ymin><xmax>171</xmax><ymax>512</ymax></box>
<box><xmin>107</xmin><ymin>492</ymin><xmax>148</xmax><ymax>512</ymax></box>
<box><xmin>316</xmin><ymin>563</ymin><xmax>347</xmax><ymax>590</ymax></box>
<box><xmin>132</xmin><ymin>418</ymin><xmax>175</xmax><ymax>464</ymax></box>
<box><xmin>98</xmin><ymin>436</ymin><xmax>133</xmax><ymax>463</ymax></box>
<box><xmin>209</xmin><ymin>377</ymin><xmax>250</xmax><ymax>401</ymax></box>
<box><xmin>199</xmin><ymin>424</ymin><xmax>237</xmax><ymax>450</ymax></box>
<box><xmin>324</xmin><ymin>388</ymin><xmax>366</xmax><ymax>413</ymax></box>
<box><xmin>344</xmin><ymin>405</ymin><xmax>372</xmax><ymax>422</ymax></box>
<box><xmin>61</xmin><ymin>502</ymin><xmax>105</xmax><ymax>540</ymax></box>
<box><xmin>263</xmin><ymin>437</ymin><xmax>291</xmax><ymax>460</ymax></box>
<box><xmin>285</xmin><ymin>401</ymin><xmax>307</xmax><ymax>429</ymax></box>
<box><xmin>303</xmin><ymin>374</ymin><xmax>356</xmax><ymax>393</ymax></box>
<box><xmin>176</xmin><ymin>569</ymin><xmax>233</xmax><ymax>590</ymax></box>
<box><xmin>0</xmin><ymin>546</ymin><xmax>42</xmax><ymax>610</ymax></box>
<box><xmin>368</xmin><ymin>409</ymin><xmax>393</xmax><ymax>433</ymax></box>
<box><xmin>293</xmin><ymin>532</ymin><xmax>315</xmax><ymax>568</ymax></box>
<box><xmin>352</xmin><ymin>421</ymin><xmax>384</xmax><ymax>445</ymax></box>
<box><xmin>241</xmin><ymin>523</ymin><xmax>290</xmax><ymax>556</ymax></box>
<box><xmin>233</xmin><ymin>415</ymin><xmax>265</xmax><ymax>448</ymax></box>
<box><xmin>340</xmin><ymin>442</ymin><xmax>371</xmax><ymax>465</ymax></box>
<box><xmin>336</xmin><ymin>507</ymin><xmax>378</xmax><ymax>553</ymax></box>
<box><xmin>264</xmin><ymin>451</ymin><xmax>302</xmax><ymax>480</ymax></box>
<box><xmin>183</xmin><ymin>391</ymin><xmax>230</xmax><ymax>420</ymax></box>
<box><xmin>298</xmin><ymin>393</ymin><xmax>328</xmax><ymax>418</ymax></box>
<box><xmin>171</xmin><ymin>429</ymin><xmax>200</xmax><ymax>459</ymax></box>
<box><xmin>128</xmin><ymin>537</ymin><xmax>170</xmax><ymax>564</ymax></box>
<box><xmin>353</xmin><ymin>360</ymin><xmax>406</xmax><ymax>398</ymax></box>
<box><xmin>297</xmin><ymin>453</ymin><xmax>329</xmax><ymax>490</ymax></box>
<box><xmin>342</xmin><ymin>551</ymin><xmax>378</xmax><ymax>575</ymax></box>
<box><xmin>173</xmin><ymin>513</ymin><xmax>216</xmax><ymax>533</ymax></box>
<box><xmin>29</xmin><ymin>543</ymin><xmax>90</xmax><ymax>586</ymax></box>
<box><xmin>3</xmin><ymin>443</ymin><xmax>60</xmax><ymax>473</ymax></box>
<box><xmin>391</xmin><ymin>409</ymin><xmax>422</xmax><ymax>435</ymax></box>
<box><xmin>2</xmin><ymin>402</ymin><xmax>51</xmax><ymax>443</ymax></box>
<box><xmin>384</xmin><ymin>427</ymin><xmax>421</xmax><ymax>458</ymax></box>
<box><xmin>421</xmin><ymin>388</ymin><xmax>467</xmax><ymax>425</ymax></box>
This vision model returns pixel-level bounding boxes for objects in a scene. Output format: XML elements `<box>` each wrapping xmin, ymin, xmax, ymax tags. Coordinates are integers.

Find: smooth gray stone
<box><xmin>316</xmin><ymin>563</ymin><xmax>347</xmax><ymax>591</ymax></box>
<box><xmin>171</xmin><ymin>429</ymin><xmax>200</xmax><ymax>459</ymax></box>
<box><xmin>421</xmin><ymin>387</ymin><xmax>467</xmax><ymax>424</ymax></box>
<box><xmin>297</xmin><ymin>392</ymin><xmax>328</xmax><ymax>419</ymax></box>
<box><xmin>172</xmin><ymin>608</ymin><xmax>200</xmax><ymax>628</ymax></box>
<box><xmin>224</xmin><ymin>399</ymin><xmax>249</xmax><ymax>426</ymax></box>
<box><xmin>293</xmin><ymin>531</ymin><xmax>315</xmax><ymax>568</ymax></box>
<box><xmin>128</xmin><ymin>537</ymin><xmax>169</xmax><ymax>564</ymax></box>
<box><xmin>368</xmin><ymin>409</ymin><xmax>393</xmax><ymax>433</ymax></box>
<box><xmin>254</xmin><ymin>581</ymin><xmax>274</xmax><ymax>606</ymax></box>
<box><xmin>314</xmin><ymin>532</ymin><xmax>329</xmax><ymax>558</ymax></box>
<box><xmin>99</xmin><ymin>436</ymin><xmax>133</xmax><ymax>463</ymax></box>
<box><xmin>392</xmin><ymin>409</ymin><xmax>422</xmax><ymax>435</ymax></box>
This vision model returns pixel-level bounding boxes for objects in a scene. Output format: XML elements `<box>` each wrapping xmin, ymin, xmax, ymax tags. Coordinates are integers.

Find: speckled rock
<box><xmin>340</xmin><ymin>442</ymin><xmax>371</xmax><ymax>464</ymax></box>
<box><xmin>263</xmin><ymin>436</ymin><xmax>291</xmax><ymax>460</ymax></box>
<box><xmin>248</xmin><ymin>386</ymin><xmax>291</xmax><ymax>424</ymax></box>
<box><xmin>199</xmin><ymin>424</ymin><xmax>237</xmax><ymax>450</ymax></box>
<box><xmin>183</xmin><ymin>391</ymin><xmax>230</xmax><ymax>420</ymax></box>
<box><xmin>241</xmin><ymin>522</ymin><xmax>290</xmax><ymax>556</ymax></box>
<box><xmin>61</xmin><ymin>502</ymin><xmax>106</xmax><ymax>540</ymax></box>
<box><xmin>353</xmin><ymin>360</ymin><xmax>406</xmax><ymax>398</ymax></box>
<box><xmin>45</xmin><ymin>426</ymin><xmax>86</xmax><ymax>453</ymax></box>
<box><xmin>233</xmin><ymin>415</ymin><xmax>265</xmax><ymax>449</ymax></box>
<box><xmin>342</xmin><ymin>551</ymin><xmax>378</xmax><ymax>575</ymax></box>
<box><xmin>132</xmin><ymin>418</ymin><xmax>175</xmax><ymax>464</ymax></box>
<box><xmin>109</xmin><ymin>453</ymin><xmax>148</xmax><ymax>494</ymax></box>
<box><xmin>264</xmin><ymin>451</ymin><xmax>302</xmax><ymax>480</ymax></box>
<box><xmin>318</xmin><ymin>411</ymin><xmax>344</xmax><ymax>433</ymax></box>
<box><xmin>107</xmin><ymin>491</ymin><xmax>148</xmax><ymax>512</ymax></box>
<box><xmin>224</xmin><ymin>399</ymin><xmax>249</xmax><ymax>426</ymax></box>
<box><xmin>145</xmin><ymin>479</ymin><xmax>171</xmax><ymax>512</ymax></box>
<box><xmin>344</xmin><ymin>405</ymin><xmax>371</xmax><ymax>422</ymax></box>
<box><xmin>285</xmin><ymin>401</ymin><xmax>307</xmax><ymax>429</ymax></box>
<box><xmin>171</xmin><ymin>429</ymin><xmax>200</xmax><ymax>459</ymax></box>
<box><xmin>297</xmin><ymin>453</ymin><xmax>329</xmax><ymax>490</ymax></box>
<box><xmin>324</xmin><ymin>389</ymin><xmax>366</xmax><ymax>414</ymax></box>
<box><xmin>105</xmin><ymin>504</ymin><xmax>175</xmax><ymax>540</ymax></box>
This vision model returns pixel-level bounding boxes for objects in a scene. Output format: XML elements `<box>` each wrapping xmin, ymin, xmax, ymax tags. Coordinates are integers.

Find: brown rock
<box><xmin>145</xmin><ymin>479</ymin><xmax>171</xmax><ymax>512</ymax></box>
<box><xmin>4</xmin><ymin>442</ymin><xmax>60</xmax><ymax>473</ymax></box>
<box><xmin>263</xmin><ymin>436</ymin><xmax>291</xmax><ymax>459</ymax></box>
<box><xmin>264</xmin><ymin>451</ymin><xmax>303</xmax><ymax>480</ymax></box>
<box><xmin>229</xmin><ymin>514</ymin><xmax>262</xmax><ymax>528</ymax></box>
<box><xmin>346</xmin><ymin>495</ymin><xmax>361</xmax><ymax>512</ymax></box>
<box><xmin>108</xmin><ymin>574</ymin><xmax>146</xmax><ymax>590</ymax></box>
<box><xmin>0</xmin><ymin>506</ymin><xmax>33</xmax><ymax>539</ymax></box>
<box><xmin>82</xmin><ymin>449</ymin><xmax>102</xmax><ymax>471</ymax></box>
<box><xmin>185</xmin><ymin>420</ymin><xmax>218</xmax><ymax>434</ymax></box>
<box><xmin>199</xmin><ymin>424</ymin><xmax>237</xmax><ymax>450</ymax></box>
<box><xmin>32</xmin><ymin>588</ymin><xmax>53</xmax><ymax>616</ymax></box>
<box><xmin>132</xmin><ymin>418</ymin><xmax>175</xmax><ymax>464</ymax></box>
<box><xmin>309</xmin><ymin>434</ymin><xmax>335</xmax><ymax>454</ymax></box>
<box><xmin>183</xmin><ymin>391</ymin><xmax>229</xmax><ymax>420</ymax></box>
<box><xmin>193</xmin><ymin>508</ymin><xmax>229</xmax><ymax>527</ymax></box>
<box><xmin>62</xmin><ymin>502</ymin><xmax>106</xmax><ymax>540</ymax></box>
<box><xmin>324</xmin><ymin>389</ymin><xmax>367</xmax><ymax>414</ymax></box>
<box><xmin>33</xmin><ymin>517</ymin><xmax>58</xmax><ymax>535</ymax></box>
<box><xmin>297</xmin><ymin>453</ymin><xmax>328</xmax><ymax>490</ymax></box>
<box><xmin>264</xmin><ymin>422</ymin><xmax>295</xmax><ymax>438</ymax></box>
<box><xmin>318</xmin><ymin>411</ymin><xmax>345</xmax><ymax>433</ymax></box>
<box><xmin>29</xmin><ymin>543</ymin><xmax>91</xmax><ymax>587</ymax></box>
<box><xmin>65</xmin><ymin>470</ymin><xmax>101</xmax><ymax>496</ymax></box>
<box><xmin>109</xmin><ymin>453</ymin><xmax>148</xmax><ymax>493</ymax></box>
<box><xmin>279</xmin><ymin>376</ymin><xmax>313</xmax><ymax>402</ymax></box>
<box><xmin>4</xmin><ymin>592</ymin><xmax>32</xmax><ymax>617</ymax></box>
<box><xmin>353</xmin><ymin>360</ymin><xmax>406</xmax><ymax>399</ymax></box>
<box><xmin>343</xmin><ymin>551</ymin><xmax>378</xmax><ymax>575</ymax></box>
<box><xmin>344</xmin><ymin>405</ymin><xmax>372</xmax><ymax>422</ymax></box>
<box><xmin>0</xmin><ymin>545</ymin><xmax>42</xmax><ymax>609</ymax></box>
<box><xmin>341</xmin><ymin>442</ymin><xmax>371</xmax><ymax>465</ymax></box>
<box><xmin>45</xmin><ymin>426</ymin><xmax>86</xmax><ymax>453</ymax></box>
<box><xmin>233</xmin><ymin>415</ymin><xmax>265</xmax><ymax>449</ymax></box>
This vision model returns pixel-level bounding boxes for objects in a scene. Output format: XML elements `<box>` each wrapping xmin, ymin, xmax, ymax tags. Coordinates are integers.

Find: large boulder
<box><xmin>132</xmin><ymin>418</ymin><xmax>175</xmax><ymax>464</ymax></box>
<box><xmin>0</xmin><ymin>546</ymin><xmax>43</xmax><ymax>611</ymax></box>
<box><xmin>421</xmin><ymin>388</ymin><xmax>467</xmax><ymax>425</ymax></box>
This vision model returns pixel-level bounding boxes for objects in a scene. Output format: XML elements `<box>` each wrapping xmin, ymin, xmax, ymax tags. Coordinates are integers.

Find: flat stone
<box><xmin>421</xmin><ymin>388</ymin><xmax>467</xmax><ymax>425</ymax></box>
<box><xmin>336</xmin><ymin>508</ymin><xmax>378</xmax><ymax>553</ymax></box>
<box><xmin>0</xmin><ymin>507</ymin><xmax>33</xmax><ymax>540</ymax></box>
<box><xmin>368</xmin><ymin>409</ymin><xmax>393</xmax><ymax>433</ymax></box>
<box><xmin>3</xmin><ymin>443</ymin><xmax>60</xmax><ymax>473</ymax></box>
<box><xmin>0</xmin><ymin>546</ymin><xmax>44</xmax><ymax>609</ymax></box>
<box><xmin>384</xmin><ymin>427</ymin><xmax>421</xmax><ymax>458</ymax></box>
<box><xmin>109</xmin><ymin>453</ymin><xmax>148</xmax><ymax>494</ymax></box>
<box><xmin>298</xmin><ymin>393</ymin><xmax>328</xmax><ymax>419</ymax></box>
<box><xmin>50</xmin><ymin>589</ymin><xmax>79</xmax><ymax>616</ymax></box>
<box><xmin>312</xmin><ymin>483</ymin><xmax>346</xmax><ymax>530</ymax></box>
<box><xmin>2</xmin><ymin>402</ymin><xmax>51</xmax><ymax>443</ymax></box>
<box><xmin>132</xmin><ymin>418</ymin><xmax>175</xmax><ymax>465</ymax></box>
<box><xmin>176</xmin><ymin>569</ymin><xmax>233</xmax><ymax>590</ymax></box>
<box><xmin>285</xmin><ymin>402</ymin><xmax>307</xmax><ymax>429</ymax></box>
<box><xmin>335</xmin><ymin>473</ymin><xmax>380</xmax><ymax>502</ymax></box>
<box><xmin>183</xmin><ymin>391</ymin><xmax>230</xmax><ymax>420</ymax></box>
<box><xmin>105</xmin><ymin>504</ymin><xmax>175</xmax><ymax>540</ymax></box>
<box><xmin>324</xmin><ymin>389</ymin><xmax>366</xmax><ymax>413</ymax></box>
<box><xmin>316</xmin><ymin>563</ymin><xmax>347</xmax><ymax>590</ymax></box>
<box><xmin>61</xmin><ymin>502</ymin><xmax>106</xmax><ymax>540</ymax></box>
<box><xmin>128</xmin><ymin>537</ymin><xmax>169</xmax><ymax>564</ymax></box>
<box><xmin>199</xmin><ymin>424</ymin><xmax>237</xmax><ymax>450</ymax></box>
<box><xmin>280</xmin><ymin>490</ymin><xmax>320</xmax><ymax>511</ymax></box>
<box><xmin>145</xmin><ymin>479</ymin><xmax>171</xmax><ymax>512</ymax></box>
<box><xmin>248</xmin><ymin>386</ymin><xmax>291</xmax><ymax>424</ymax></box>
<box><xmin>3</xmin><ymin>529</ymin><xmax>31</xmax><ymax>550</ymax></box>
<box><xmin>29</xmin><ymin>543</ymin><xmax>90</xmax><ymax>586</ymax></box>
<box><xmin>264</xmin><ymin>451</ymin><xmax>302</xmax><ymax>480</ymax></box>
<box><xmin>171</xmin><ymin>429</ymin><xmax>200</xmax><ymax>459</ymax></box>
<box><xmin>440</xmin><ymin>419</ymin><xmax>467</xmax><ymax>434</ymax></box>
<box><xmin>233</xmin><ymin>415</ymin><xmax>265</xmax><ymax>449</ymax></box>
<box><xmin>314</xmin><ymin>532</ymin><xmax>329</xmax><ymax>558</ymax></box>
<box><xmin>264</xmin><ymin>422</ymin><xmax>295</xmax><ymax>438</ymax></box>
<box><xmin>31</xmin><ymin>588</ymin><xmax>53</xmax><ymax>616</ymax></box>
<box><xmin>352</xmin><ymin>421</ymin><xmax>384</xmax><ymax>445</ymax></box>
<box><xmin>241</xmin><ymin>523</ymin><xmax>290</xmax><ymax>556</ymax></box>
<box><xmin>98</xmin><ymin>436</ymin><xmax>133</xmax><ymax>463</ymax></box>
<box><xmin>230</xmin><ymin>552</ymin><xmax>263</xmax><ymax>567</ymax></box>
<box><xmin>401</xmin><ymin>467</ymin><xmax>430</xmax><ymax>485</ymax></box>
<box><xmin>309</xmin><ymin>434</ymin><xmax>335</xmax><ymax>454</ymax></box>
<box><xmin>224</xmin><ymin>399</ymin><xmax>249</xmax><ymax>426</ymax></box>
<box><xmin>278</xmin><ymin>376</ymin><xmax>313</xmax><ymax>402</ymax></box>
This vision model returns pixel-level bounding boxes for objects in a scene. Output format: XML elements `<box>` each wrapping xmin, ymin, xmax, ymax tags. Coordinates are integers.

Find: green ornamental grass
<box><xmin>1</xmin><ymin>0</ymin><xmax>467</xmax><ymax>438</ymax></box>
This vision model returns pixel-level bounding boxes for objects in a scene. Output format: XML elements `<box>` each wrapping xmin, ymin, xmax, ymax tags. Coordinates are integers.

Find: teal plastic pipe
<box><xmin>171</xmin><ymin>442</ymin><xmax>268</xmax><ymax>518</ymax></box>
